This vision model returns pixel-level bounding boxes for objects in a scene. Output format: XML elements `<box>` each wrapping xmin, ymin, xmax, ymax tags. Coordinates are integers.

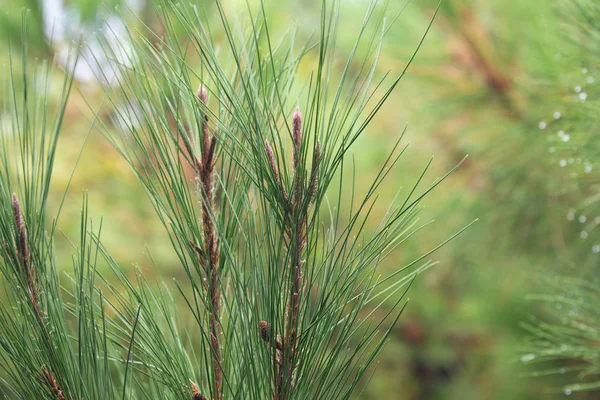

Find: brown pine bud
<box><xmin>265</xmin><ymin>140</ymin><xmax>280</xmax><ymax>185</ymax></box>
<box><xmin>11</xmin><ymin>193</ymin><xmax>29</xmax><ymax>267</ymax></box>
<box><xmin>197</xmin><ymin>85</ymin><xmax>208</xmax><ymax>104</ymax></box>
<box><xmin>259</xmin><ymin>320</ymin><xmax>283</xmax><ymax>351</ymax></box>
<box><xmin>41</xmin><ymin>367</ymin><xmax>66</xmax><ymax>400</ymax></box>
<box><xmin>292</xmin><ymin>107</ymin><xmax>302</xmax><ymax>170</ymax></box>
<box><xmin>190</xmin><ymin>380</ymin><xmax>209</xmax><ymax>400</ymax></box>
<box><xmin>259</xmin><ymin>320</ymin><xmax>271</xmax><ymax>342</ymax></box>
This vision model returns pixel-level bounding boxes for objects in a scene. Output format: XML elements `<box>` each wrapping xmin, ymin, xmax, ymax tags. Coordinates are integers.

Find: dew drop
<box><xmin>579</xmin><ymin>215</ymin><xmax>587</xmax><ymax>223</ymax></box>
<box><xmin>539</xmin><ymin>121</ymin><xmax>547</xmax><ymax>129</ymax></box>
<box><xmin>575</xmin><ymin>85</ymin><xmax>582</xmax><ymax>93</ymax></box>
<box><xmin>581</xmin><ymin>231</ymin><xmax>588</xmax><ymax>239</ymax></box>
<box><xmin>580</xmin><ymin>92</ymin><xmax>588</xmax><ymax>101</ymax></box>
<box><xmin>592</xmin><ymin>245</ymin><xmax>600</xmax><ymax>254</ymax></box>
<box><xmin>562</xmin><ymin>134</ymin><xmax>570</xmax><ymax>142</ymax></box>
<box><xmin>520</xmin><ymin>353</ymin><xmax>535</xmax><ymax>362</ymax></box>
<box><xmin>560</xmin><ymin>159</ymin><xmax>567</xmax><ymax>167</ymax></box>
<box><xmin>553</xmin><ymin>111</ymin><xmax>561</xmax><ymax>119</ymax></box>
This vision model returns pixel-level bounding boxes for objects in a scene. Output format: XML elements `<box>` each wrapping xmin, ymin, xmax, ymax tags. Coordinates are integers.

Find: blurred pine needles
<box><xmin>521</xmin><ymin>0</ymin><xmax>600</xmax><ymax>396</ymax></box>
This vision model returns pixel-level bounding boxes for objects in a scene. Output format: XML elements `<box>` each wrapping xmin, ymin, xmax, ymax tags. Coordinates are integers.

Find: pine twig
<box><xmin>263</xmin><ymin>108</ymin><xmax>321</xmax><ymax>400</ymax></box>
<box><xmin>11</xmin><ymin>194</ymin><xmax>45</xmax><ymax>324</ymax></box>
<box><xmin>12</xmin><ymin>194</ymin><xmax>36</xmax><ymax>303</ymax></box>
<box><xmin>183</xmin><ymin>86</ymin><xmax>223</xmax><ymax>400</ymax></box>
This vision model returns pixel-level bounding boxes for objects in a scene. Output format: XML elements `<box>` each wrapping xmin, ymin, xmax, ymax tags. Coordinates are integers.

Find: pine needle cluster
<box><xmin>0</xmin><ymin>1</ymin><xmax>465</xmax><ymax>398</ymax></box>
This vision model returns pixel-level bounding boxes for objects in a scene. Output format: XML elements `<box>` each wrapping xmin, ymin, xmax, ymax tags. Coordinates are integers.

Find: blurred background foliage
<box><xmin>1</xmin><ymin>0</ymin><xmax>599</xmax><ymax>398</ymax></box>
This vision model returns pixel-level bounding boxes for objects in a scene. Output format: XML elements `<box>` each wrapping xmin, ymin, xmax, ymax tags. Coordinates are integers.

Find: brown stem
<box><xmin>267</xmin><ymin>108</ymin><xmax>319</xmax><ymax>400</ymax></box>
<box><xmin>277</xmin><ymin>222</ymin><xmax>304</xmax><ymax>400</ymax></box>
<box><xmin>12</xmin><ymin>194</ymin><xmax>46</xmax><ymax>327</ymax></box>
<box><xmin>12</xmin><ymin>194</ymin><xmax>35</xmax><ymax>301</ymax></box>
<box><xmin>262</xmin><ymin>108</ymin><xmax>321</xmax><ymax>399</ymax></box>
<box><xmin>14</xmin><ymin>198</ymin><xmax>64</xmax><ymax>399</ymax></box>
<box><xmin>440</xmin><ymin>8</ymin><xmax>522</xmax><ymax>118</ymax></box>
<box><xmin>41</xmin><ymin>367</ymin><xmax>66</xmax><ymax>400</ymax></box>
<box><xmin>186</xmin><ymin>87</ymin><xmax>223</xmax><ymax>400</ymax></box>
<box><xmin>201</xmin><ymin>101</ymin><xmax>223</xmax><ymax>400</ymax></box>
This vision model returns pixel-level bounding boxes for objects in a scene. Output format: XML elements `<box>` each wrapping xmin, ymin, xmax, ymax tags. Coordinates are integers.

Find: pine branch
<box><xmin>11</xmin><ymin>193</ymin><xmax>37</xmax><ymax>308</ymax></box>
<box><xmin>11</xmin><ymin>193</ymin><xmax>48</xmax><ymax>337</ymax></box>
<box><xmin>2</xmin><ymin>1</ymin><xmax>456</xmax><ymax>398</ymax></box>
<box><xmin>264</xmin><ymin>108</ymin><xmax>321</xmax><ymax>400</ymax></box>
<box><xmin>186</xmin><ymin>86</ymin><xmax>223</xmax><ymax>400</ymax></box>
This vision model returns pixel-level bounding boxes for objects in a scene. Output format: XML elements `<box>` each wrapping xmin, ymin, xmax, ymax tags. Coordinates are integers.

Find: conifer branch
<box><xmin>184</xmin><ymin>86</ymin><xmax>224</xmax><ymax>400</ymax></box>
<box><xmin>264</xmin><ymin>108</ymin><xmax>319</xmax><ymax>400</ymax></box>
<box><xmin>199</xmin><ymin>87</ymin><xmax>223</xmax><ymax>400</ymax></box>
<box><xmin>11</xmin><ymin>194</ymin><xmax>43</xmax><ymax>322</ymax></box>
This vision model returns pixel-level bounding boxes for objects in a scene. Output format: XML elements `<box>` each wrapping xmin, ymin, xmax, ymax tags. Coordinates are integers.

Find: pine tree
<box><xmin>0</xmin><ymin>1</ymin><xmax>465</xmax><ymax>398</ymax></box>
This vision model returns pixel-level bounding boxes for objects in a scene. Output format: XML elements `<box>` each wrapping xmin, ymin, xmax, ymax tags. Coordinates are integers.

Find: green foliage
<box><xmin>0</xmin><ymin>1</ymin><xmax>463</xmax><ymax>398</ymax></box>
<box><xmin>524</xmin><ymin>276</ymin><xmax>600</xmax><ymax>395</ymax></box>
<box><xmin>520</xmin><ymin>0</ymin><xmax>600</xmax><ymax>396</ymax></box>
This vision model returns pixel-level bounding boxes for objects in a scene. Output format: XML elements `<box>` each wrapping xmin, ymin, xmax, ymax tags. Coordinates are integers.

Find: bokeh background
<box><xmin>1</xmin><ymin>0</ymin><xmax>598</xmax><ymax>398</ymax></box>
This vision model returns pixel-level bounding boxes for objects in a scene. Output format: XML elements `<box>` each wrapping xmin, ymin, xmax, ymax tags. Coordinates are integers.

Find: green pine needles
<box><xmin>523</xmin><ymin>276</ymin><xmax>600</xmax><ymax>395</ymax></box>
<box><xmin>0</xmin><ymin>0</ymin><xmax>468</xmax><ymax>398</ymax></box>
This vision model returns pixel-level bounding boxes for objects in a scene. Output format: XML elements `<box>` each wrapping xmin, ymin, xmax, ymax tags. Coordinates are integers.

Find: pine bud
<box><xmin>41</xmin><ymin>367</ymin><xmax>66</xmax><ymax>400</ymax></box>
<box><xmin>259</xmin><ymin>320</ymin><xmax>283</xmax><ymax>351</ymax></box>
<box><xmin>11</xmin><ymin>193</ymin><xmax>28</xmax><ymax>265</ymax></box>
<box><xmin>197</xmin><ymin>85</ymin><xmax>208</xmax><ymax>104</ymax></box>
<box><xmin>265</xmin><ymin>140</ymin><xmax>281</xmax><ymax>185</ymax></box>
<box><xmin>292</xmin><ymin>107</ymin><xmax>302</xmax><ymax>170</ymax></box>
<box><xmin>259</xmin><ymin>320</ymin><xmax>271</xmax><ymax>342</ymax></box>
